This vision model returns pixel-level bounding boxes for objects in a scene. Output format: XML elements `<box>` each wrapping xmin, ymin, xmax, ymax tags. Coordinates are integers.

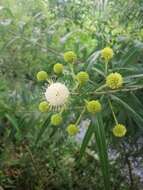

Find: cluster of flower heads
<box><xmin>37</xmin><ymin>47</ymin><xmax>127</xmax><ymax>138</ymax></box>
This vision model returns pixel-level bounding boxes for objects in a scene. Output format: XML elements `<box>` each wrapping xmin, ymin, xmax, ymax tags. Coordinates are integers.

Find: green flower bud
<box><xmin>64</xmin><ymin>51</ymin><xmax>77</xmax><ymax>63</ymax></box>
<box><xmin>39</xmin><ymin>101</ymin><xmax>49</xmax><ymax>112</ymax></box>
<box><xmin>36</xmin><ymin>71</ymin><xmax>48</xmax><ymax>81</ymax></box>
<box><xmin>51</xmin><ymin>114</ymin><xmax>63</xmax><ymax>126</ymax></box>
<box><xmin>86</xmin><ymin>100</ymin><xmax>102</xmax><ymax>114</ymax></box>
<box><xmin>66</xmin><ymin>124</ymin><xmax>78</xmax><ymax>136</ymax></box>
<box><xmin>76</xmin><ymin>71</ymin><xmax>89</xmax><ymax>85</ymax></box>
<box><xmin>53</xmin><ymin>63</ymin><xmax>63</xmax><ymax>74</ymax></box>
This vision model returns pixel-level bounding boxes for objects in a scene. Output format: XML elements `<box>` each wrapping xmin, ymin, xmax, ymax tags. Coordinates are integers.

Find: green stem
<box><xmin>73</xmin><ymin>82</ymin><xmax>79</xmax><ymax>91</ymax></box>
<box><xmin>95</xmin><ymin>84</ymin><xmax>107</xmax><ymax>92</ymax></box>
<box><xmin>74</xmin><ymin>85</ymin><xmax>143</xmax><ymax>96</ymax></box>
<box><xmin>59</xmin><ymin>106</ymin><xmax>65</xmax><ymax>114</ymax></box>
<box><xmin>105</xmin><ymin>60</ymin><xmax>109</xmax><ymax>76</ymax></box>
<box><xmin>89</xmin><ymin>79</ymin><xmax>96</xmax><ymax>85</ymax></box>
<box><xmin>108</xmin><ymin>98</ymin><xmax>118</xmax><ymax>125</ymax></box>
<box><xmin>75</xmin><ymin>107</ymin><xmax>86</xmax><ymax>125</ymax></box>
<box><xmin>68</xmin><ymin>63</ymin><xmax>76</xmax><ymax>79</ymax></box>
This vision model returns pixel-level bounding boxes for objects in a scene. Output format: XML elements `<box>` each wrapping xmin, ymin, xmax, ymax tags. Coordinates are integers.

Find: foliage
<box><xmin>0</xmin><ymin>0</ymin><xmax>143</xmax><ymax>190</ymax></box>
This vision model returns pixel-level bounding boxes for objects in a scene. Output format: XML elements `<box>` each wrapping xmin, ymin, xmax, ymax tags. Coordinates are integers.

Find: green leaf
<box><xmin>119</xmin><ymin>47</ymin><xmax>138</xmax><ymax>66</ymax></box>
<box><xmin>5</xmin><ymin>113</ymin><xmax>19</xmax><ymax>132</ymax></box>
<box><xmin>92</xmin><ymin>114</ymin><xmax>110</xmax><ymax>190</ymax></box>
<box><xmin>35</xmin><ymin>114</ymin><xmax>51</xmax><ymax>146</ymax></box>
<box><xmin>111</xmin><ymin>95</ymin><xmax>143</xmax><ymax>129</ymax></box>
<box><xmin>78</xmin><ymin>124</ymin><xmax>95</xmax><ymax>162</ymax></box>
<box><xmin>34</xmin><ymin>113</ymin><xmax>61</xmax><ymax>147</ymax></box>
<box><xmin>87</xmin><ymin>50</ymin><xmax>101</xmax><ymax>71</ymax></box>
<box><xmin>5</xmin><ymin>113</ymin><xmax>20</xmax><ymax>139</ymax></box>
<box><xmin>92</xmin><ymin>67</ymin><xmax>105</xmax><ymax>77</ymax></box>
<box><xmin>130</xmin><ymin>93</ymin><xmax>143</xmax><ymax>113</ymax></box>
<box><xmin>125</xmin><ymin>73</ymin><xmax>143</xmax><ymax>80</ymax></box>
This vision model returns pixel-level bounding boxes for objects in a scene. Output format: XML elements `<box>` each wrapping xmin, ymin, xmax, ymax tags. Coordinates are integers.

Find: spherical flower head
<box><xmin>86</xmin><ymin>100</ymin><xmax>102</xmax><ymax>114</ymax></box>
<box><xmin>51</xmin><ymin>114</ymin><xmax>63</xmax><ymax>126</ymax></box>
<box><xmin>53</xmin><ymin>63</ymin><xmax>64</xmax><ymax>74</ymax></box>
<box><xmin>64</xmin><ymin>51</ymin><xmax>77</xmax><ymax>63</ymax></box>
<box><xmin>36</xmin><ymin>71</ymin><xmax>48</xmax><ymax>81</ymax></box>
<box><xmin>76</xmin><ymin>71</ymin><xmax>89</xmax><ymax>85</ymax></box>
<box><xmin>101</xmin><ymin>47</ymin><xmax>113</xmax><ymax>61</ymax></box>
<box><xmin>38</xmin><ymin>101</ymin><xmax>49</xmax><ymax>112</ymax></box>
<box><xmin>66</xmin><ymin>124</ymin><xmax>79</xmax><ymax>136</ymax></box>
<box><xmin>45</xmin><ymin>82</ymin><xmax>70</xmax><ymax>107</ymax></box>
<box><xmin>106</xmin><ymin>72</ymin><xmax>123</xmax><ymax>89</ymax></box>
<box><xmin>113</xmin><ymin>124</ymin><xmax>127</xmax><ymax>137</ymax></box>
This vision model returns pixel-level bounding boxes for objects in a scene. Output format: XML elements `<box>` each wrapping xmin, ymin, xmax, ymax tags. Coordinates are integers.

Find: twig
<box><xmin>72</xmin><ymin>85</ymin><xmax>143</xmax><ymax>96</ymax></box>
<box><xmin>125</xmin><ymin>155</ymin><xmax>134</xmax><ymax>190</ymax></box>
<box><xmin>122</xmin><ymin>142</ymin><xmax>134</xmax><ymax>190</ymax></box>
<box><xmin>93</xmin><ymin>85</ymin><xmax>143</xmax><ymax>95</ymax></box>
<box><xmin>108</xmin><ymin>98</ymin><xmax>118</xmax><ymax>125</ymax></box>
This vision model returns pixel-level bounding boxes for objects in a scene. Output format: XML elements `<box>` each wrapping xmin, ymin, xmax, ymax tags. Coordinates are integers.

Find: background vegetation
<box><xmin>0</xmin><ymin>0</ymin><xmax>143</xmax><ymax>190</ymax></box>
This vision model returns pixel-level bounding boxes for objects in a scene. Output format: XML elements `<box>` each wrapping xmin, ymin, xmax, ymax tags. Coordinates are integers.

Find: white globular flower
<box><xmin>45</xmin><ymin>82</ymin><xmax>70</xmax><ymax>107</ymax></box>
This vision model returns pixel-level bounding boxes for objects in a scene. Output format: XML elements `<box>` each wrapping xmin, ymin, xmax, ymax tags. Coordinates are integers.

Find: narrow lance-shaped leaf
<box><xmin>5</xmin><ymin>113</ymin><xmax>19</xmax><ymax>132</ymax></box>
<box><xmin>35</xmin><ymin>113</ymin><xmax>51</xmax><ymax>146</ymax></box>
<box><xmin>78</xmin><ymin>124</ymin><xmax>95</xmax><ymax>162</ymax></box>
<box><xmin>5</xmin><ymin>113</ymin><xmax>20</xmax><ymax>140</ymax></box>
<box><xmin>92</xmin><ymin>114</ymin><xmax>110</xmax><ymax>190</ymax></box>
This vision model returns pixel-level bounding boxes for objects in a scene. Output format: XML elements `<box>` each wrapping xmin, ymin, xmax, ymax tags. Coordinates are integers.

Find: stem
<box><xmin>122</xmin><ymin>142</ymin><xmax>134</xmax><ymax>190</ymax></box>
<box><xmin>73</xmin><ymin>82</ymin><xmax>79</xmax><ymax>91</ymax></box>
<box><xmin>89</xmin><ymin>79</ymin><xmax>96</xmax><ymax>85</ymax></box>
<box><xmin>108</xmin><ymin>98</ymin><xmax>118</xmax><ymax>125</ymax></box>
<box><xmin>126</xmin><ymin>156</ymin><xmax>134</xmax><ymax>190</ymax></box>
<box><xmin>46</xmin><ymin>79</ymin><xmax>52</xmax><ymax>84</ymax></box>
<box><xmin>105</xmin><ymin>60</ymin><xmax>109</xmax><ymax>76</ymax></box>
<box><xmin>59</xmin><ymin>106</ymin><xmax>65</xmax><ymax>114</ymax></box>
<box><xmin>69</xmin><ymin>63</ymin><xmax>76</xmax><ymax>78</ymax></box>
<box><xmin>72</xmin><ymin>85</ymin><xmax>143</xmax><ymax>96</ymax></box>
<box><xmin>95</xmin><ymin>85</ymin><xmax>143</xmax><ymax>94</ymax></box>
<box><xmin>75</xmin><ymin>107</ymin><xmax>86</xmax><ymax>125</ymax></box>
<box><xmin>95</xmin><ymin>84</ymin><xmax>107</xmax><ymax>92</ymax></box>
